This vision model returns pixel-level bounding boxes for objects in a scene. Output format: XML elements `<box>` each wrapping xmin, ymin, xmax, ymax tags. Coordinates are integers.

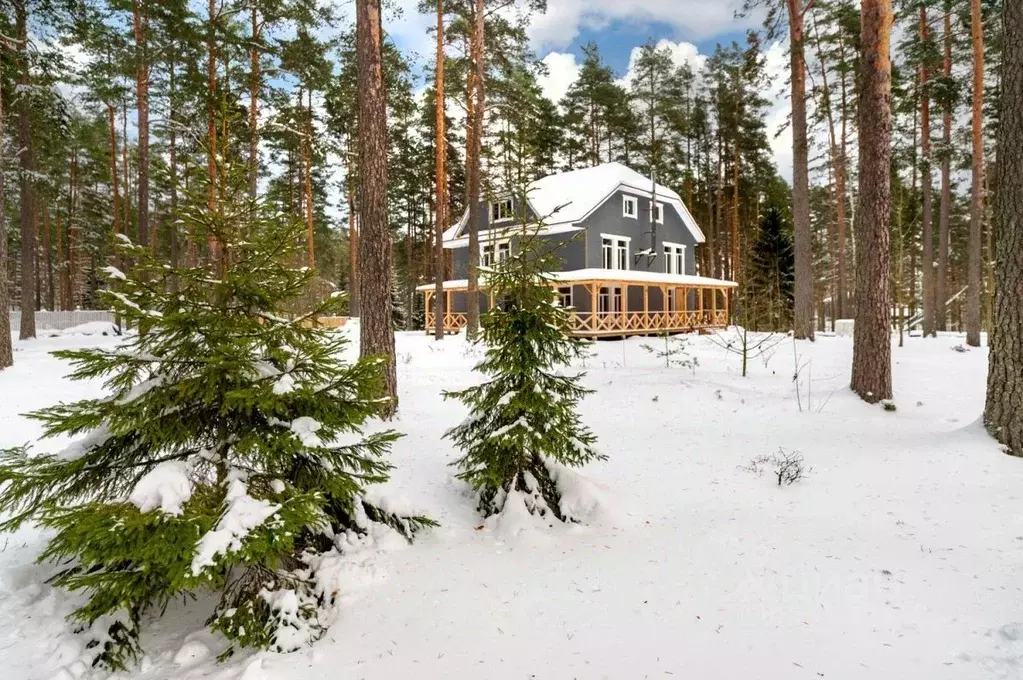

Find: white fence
<box><xmin>9</xmin><ymin>310</ymin><xmax>116</xmax><ymax>334</ymax></box>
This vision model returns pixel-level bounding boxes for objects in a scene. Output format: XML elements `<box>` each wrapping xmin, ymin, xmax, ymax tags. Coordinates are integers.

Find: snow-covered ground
<box><xmin>2</xmin><ymin>324</ymin><xmax>1021</xmax><ymax>680</ymax></box>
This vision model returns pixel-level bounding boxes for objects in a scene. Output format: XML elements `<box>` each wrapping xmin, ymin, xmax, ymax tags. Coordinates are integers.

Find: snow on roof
<box><xmin>446</xmin><ymin>163</ymin><xmax>706</xmax><ymax>244</ymax></box>
<box><xmin>415</xmin><ymin>269</ymin><xmax>737</xmax><ymax>292</ymax></box>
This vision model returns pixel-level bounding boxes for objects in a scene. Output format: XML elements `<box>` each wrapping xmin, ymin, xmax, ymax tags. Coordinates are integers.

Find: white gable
<box><xmin>446</xmin><ymin>162</ymin><xmax>706</xmax><ymax>244</ymax></box>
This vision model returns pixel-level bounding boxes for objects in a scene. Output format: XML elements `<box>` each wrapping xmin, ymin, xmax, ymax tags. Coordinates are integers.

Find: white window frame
<box><xmin>490</xmin><ymin>198</ymin><xmax>514</xmax><ymax>223</ymax></box>
<box><xmin>601</xmin><ymin>234</ymin><xmax>631</xmax><ymax>271</ymax></box>
<box><xmin>663</xmin><ymin>241</ymin><xmax>686</xmax><ymax>275</ymax></box>
<box><xmin>556</xmin><ymin>286</ymin><xmax>573</xmax><ymax>309</ymax></box>
<box><xmin>622</xmin><ymin>195</ymin><xmax>638</xmax><ymax>219</ymax></box>
<box><xmin>598</xmin><ymin>286</ymin><xmax>623</xmax><ymax>315</ymax></box>
<box><xmin>481</xmin><ymin>239</ymin><xmax>511</xmax><ymax>267</ymax></box>
<box><xmin>652</xmin><ymin>202</ymin><xmax>665</xmax><ymax>224</ymax></box>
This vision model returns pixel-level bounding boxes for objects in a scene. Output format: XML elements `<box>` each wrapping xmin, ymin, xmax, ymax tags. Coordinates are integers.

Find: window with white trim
<box><xmin>481</xmin><ymin>240</ymin><xmax>511</xmax><ymax>267</ymax></box>
<box><xmin>601</xmin><ymin>234</ymin><xmax>631</xmax><ymax>271</ymax></box>
<box><xmin>663</xmin><ymin>242</ymin><xmax>686</xmax><ymax>275</ymax></box>
<box><xmin>652</xmin><ymin>202</ymin><xmax>665</xmax><ymax>224</ymax></box>
<box><xmin>490</xmin><ymin>199</ymin><xmax>513</xmax><ymax>223</ymax></box>
<box><xmin>556</xmin><ymin>286</ymin><xmax>573</xmax><ymax>309</ymax></box>
<box><xmin>622</xmin><ymin>196</ymin><xmax>638</xmax><ymax>219</ymax></box>
<box><xmin>598</xmin><ymin>286</ymin><xmax>622</xmax><ymax>315</ymax></box>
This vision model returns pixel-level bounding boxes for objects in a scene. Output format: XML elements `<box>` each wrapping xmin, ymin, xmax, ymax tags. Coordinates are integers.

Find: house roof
<box><xmin>445</xmin><ymin>163</ymin><xmax>707</xmax><ymax>244</ymax></box>
<box><xmin>415</xmin><ymin>269</ymin><xmax>737</xmax><ymax>292</ymax></box>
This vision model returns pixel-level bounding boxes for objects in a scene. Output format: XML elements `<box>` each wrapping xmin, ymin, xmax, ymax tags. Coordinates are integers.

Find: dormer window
<box><xmin>622</xmin><ymin>196</ymin><xmax>638</xmax><ymax>219</ymax></box>
<box><xmin>490</xmin><ymin>199</ymin><xmax>513</xmax><ymax>223</ymax></box>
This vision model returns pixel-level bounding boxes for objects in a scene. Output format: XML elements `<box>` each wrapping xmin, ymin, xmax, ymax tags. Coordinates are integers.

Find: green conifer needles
<box><xmin>443</xmin><ymin>215</ymin><xmax>604</xmax><ymax>521</ymax></box>
<box><xmin>0</xmin><ymin>182</ymin><xmax>430</xmax><ymax>669</ymax></box>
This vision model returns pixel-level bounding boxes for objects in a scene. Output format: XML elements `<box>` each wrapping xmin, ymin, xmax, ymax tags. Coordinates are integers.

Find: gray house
<box><xmin>419</xmin><ymin>163</ymin><xmax>736</xmax><ymax>337</ymax></box>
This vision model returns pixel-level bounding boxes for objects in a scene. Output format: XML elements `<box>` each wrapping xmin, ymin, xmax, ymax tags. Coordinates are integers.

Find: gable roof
<box><xmin>445</xmin><ymin>162</ymin><xmax>706</xmax><ymax>244</ymax></box>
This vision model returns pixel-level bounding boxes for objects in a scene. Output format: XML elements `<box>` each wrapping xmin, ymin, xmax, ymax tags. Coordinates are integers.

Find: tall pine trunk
<box><xmin>966</xmin><ymin>0</ymin><xmax>983</xmax><ymax>346</ymax></box>
<box><xmin>433</xmin><ymin>0</ymin><xmax>446</xmax><ymax>341</ymax></box>
<box><xmin>920</xmin><ymin>7</ymin><xmax>936</xmax><ymax>337</ymax></box>
<box><xmin>356</xmin><ymin>0</ymin><xmax>397</xmax><ymax>416</ymax></box>
<box><xmin>937</xmin><ymin>6</ymin><xmax>952</xmax><ymax>330</ymax></box>
<box><xmin>789</xmin><ymin>0</ymin><xmax>815</xmax><ymax>340</ymax></box>
<box><xmin>133</xmin><ymin>0</ymin><xmax>150</xmax><ymax>249</ymax></box>
<box><xmin>168</xmin><ymin>50</ymin><xmax>180</xmax><ymax>289</ymax></box>
<box><xmin>464</xmin><ymin>0</ymin><xmax>484</xmax><ymax>341</ymax></box>
<box><xmin>16</xmin><ymin>1</ymin><xmax>36</xmax><ymax>340</ymax></box>
<box><xmin>0</xmin><ymin>36</ymin><xmax>12</xmax><ymax>368</ymax></box>
<box><xmin>249</xmin><ymin>2</ymin><xmax>260</xmax><ymax>202</ymax></box>
<box><xmin>304</xmin><ymin>88</ymin><xmax>316</xmax><ymax>269</ymax></box>
<box><xmin>42</xmin><ymin>206</ymin><xmax>53</xmax><ymax>311</ymax></box>
<box><xmin>984</xmin><ymin>0</ymin><xmax>1023</xmax><ymax>454</ymax></box>
<box><xmin>207</xmin><ymin>0</ymin><xmax>218</xmax><ymax>225</ymax></box>
<box><xmin>851</xmin><ymin>0</ymin><xmax>893</xmax><ymax>403</ymax></box>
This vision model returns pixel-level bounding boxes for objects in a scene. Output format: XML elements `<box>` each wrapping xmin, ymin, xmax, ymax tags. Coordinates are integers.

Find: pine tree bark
<box><xmin>347</xmin><ymin>162</ymin><xmax>360</xmax><ymax>316</ymax></box>
<box><xmin>356</xmin><ymin>0</ymin><xmax>398</xmax><ymax>415</ymax></box>
<box><xmin>0</xmin><ymin>36</ymin><xmax>12</xmax><ymax>368</ymax></box>
<box><xmin>56</xmin><ymin>211</ymin><xmax>67</xmax><ymax>311</ymax></box>
<box><xmin>42</xmin><ymin>206</ymin><xmax>53</xmax><ymax>311</ymax></box>
<box><xmin>984</xmin><ymin>0</ymin><xmax>1023</xmax><ymax>455</ymax></box>
<box><xmin>464</xmin><ymin>0</ymin><xmax>484</xmax><ymax>341</ymax></box>
<box><xmin>249</xmin><ymin>2</ymin><xmax>260</xmax><ymax>202</ymax></box>
<box><xmin>304</xmin><ymin>88</ymin><xmax>316</xmax><ymax>269</ymax></box>
<box><xmin>937</xmin><ymin>6</ymin><xmax>952</xmax><ymax>331</ymax></box>
<box><xmin>207</xmin><ymin>0</ymin><xmax>218</xmax><ymax>217</ymax></box>
<box><xmin>122</xmin><ymin>104</ymin><xmax>131</xmax><ymax>237</ymax></box>
<box><xmin>16</xmin><ymin>1</ymin><xmax>35</xmax><ymax>340</ymax></box>
<box><xmin>168</xmin><ymin>51</ymin><xmax>180</xmax><ymax>288</ymax></box>
<box><xmin>108</xmin><ymin>105</ymin><xmax>122</xmax><ymax>253</ymax></box>
<box><xmin>851</xmin><ymin>0</ymin><xmax>893</xmax><ymax>403</ymax></box>
<box><xmin>433</xmin><ymin>0</ymin><xmax>447</xmax><ymax>341</ymax></box>
<box><xmin>789</xmin><ymin>0</ymin><xmax>815</xmax><ymax>340</ymax></box>
<box><xmin>966</xmin><ymin>0</ymin><xmax>983</xmax><ymax>346</ymax></box>
<box><xmin>920</xmin><ymin>7</ymin><xmax>936</xmax><ymax>337</ymax></box>
<box><xmin>133</xmin><ymin>0</ymin><xmax>150</xmax><ymax>249</ymax></box>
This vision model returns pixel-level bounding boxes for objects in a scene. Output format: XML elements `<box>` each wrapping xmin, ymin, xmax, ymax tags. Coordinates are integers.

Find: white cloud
<box><xmin>538</xmin><ymin>52</ymin><xmax>582</xmax><ymax>104</ymax></box>
<box><xmin>762</xmin><ymin>40</ymin><xmax>793</xmax><ymax>183</ymax></box>
<box><xmin>528</xmin><ymin>0</ymin><xmax>757</xmax><ymax>51</ymax></box>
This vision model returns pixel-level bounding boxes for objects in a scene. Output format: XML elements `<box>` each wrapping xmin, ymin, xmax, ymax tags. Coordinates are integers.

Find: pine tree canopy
<box><xmin>0</xmin><ymin>165</ymin><xmax>431</xmax><ymax>670</ymax></box>
<box><xmin>443</xmin><ymin>196</ymin><xmax>605</xmax><ymax>520</ymax></box>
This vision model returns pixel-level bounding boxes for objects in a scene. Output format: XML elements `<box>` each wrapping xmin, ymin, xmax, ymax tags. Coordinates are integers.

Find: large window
<box><xmin>622</xmin><ymin>195</ymin><xmax>638</xmax><ymax>219</ymax></box>
<box><xmin>601</xmin><ymin>234</ymin><xmax>631</xmax><ymax>271</ymax></box>
<box><xmin>663</xmin><ymin>242</ymin><xmax>686</xmax><ymax>275</ymax></box>
<box><xmin>481</xmin><ymin>241</ymin><xmax>511</xmax><ymax>267</ymax></box>
<box><xmin>598</xmin><ymin>286</ymin><xmax>622</xmax><ymax>315</ymax></box>
<box><xmin>490</xmin><ymin>199</ymin><xmax>513</xmax><ymax>223</ymax></box>
<box><xmin>557</xmin><ymin>286</ymin><xmax>573</xmax><ymax>309</ymax></box>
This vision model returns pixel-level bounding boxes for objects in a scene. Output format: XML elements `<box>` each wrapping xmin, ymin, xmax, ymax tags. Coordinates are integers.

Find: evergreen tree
<box><xmin>0</xmin><ymin>147</ymin><xmax>430</xmax><ymax>670</ymax></box>
<box><xmin>444</xmin><ymin>202</ymin><xmax>604</xmax><ymax>520</ymax></box>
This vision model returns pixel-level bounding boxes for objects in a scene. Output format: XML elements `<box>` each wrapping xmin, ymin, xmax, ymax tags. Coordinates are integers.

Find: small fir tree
<box><xmin>0</xmin><ymin>153</ymin><xmax>430</xmax><ymax>670</ymax></box>
<box><xmin>443</xmin><ymin>201</ymin><xmax>604</xmax><ymax>520</ymax></box>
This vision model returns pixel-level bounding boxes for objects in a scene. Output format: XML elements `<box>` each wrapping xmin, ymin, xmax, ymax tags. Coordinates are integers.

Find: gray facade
<box><xmin>444</xmin><ymin>187</ymin><xmax>701</xmax><ymax>315</ymax></box>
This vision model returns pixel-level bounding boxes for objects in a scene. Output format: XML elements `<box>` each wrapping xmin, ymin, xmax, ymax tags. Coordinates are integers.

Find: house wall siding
<box><xmin>581</xmin><ymin>189</ymin><xmax>699</xmax><ymax>274</ymax></box>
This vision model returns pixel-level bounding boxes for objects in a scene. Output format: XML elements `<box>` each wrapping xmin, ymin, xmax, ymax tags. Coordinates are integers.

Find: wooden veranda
<box><xmin>419</xmin><ymin>271</ymin><xmax>736</xmax><ymax>338</ymax></box>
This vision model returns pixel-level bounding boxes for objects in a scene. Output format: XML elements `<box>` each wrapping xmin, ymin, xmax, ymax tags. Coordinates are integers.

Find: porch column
<box><xmin>445</xmin><ymin>290</ymin><xmax>452</xmax><ymax>331</ymax></box>
<box><xmin>590</xmin><ymin>283</ymin><xmax>598</xmax><ymax>331</ymax></box>
<box><xmin>724</xmin><ymin>288</ymin><xmax>730</xmax><ymax>325</ymax></box>
<box><xmin>424</xmin><ymin>291</ymin><xmax>433</xmax><ymax>328</ymax></box>
<box><xmin>698</xmin><ymin>286</ymin><xmax>704</xmax><ymax>323</ymax></box>
<box><xmin>711</xmin><ymin>287</ymin><xmax>718</xmax><ymax>326</ymax></box>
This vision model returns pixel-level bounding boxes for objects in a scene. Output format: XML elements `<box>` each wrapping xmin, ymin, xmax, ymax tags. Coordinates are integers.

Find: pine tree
<box><xmin>444</xmin><ymin>202</ymin><xmax>604</xmax><ymax>520</ymax></box>
<box><xmin>0</xmin><ymin>146</ymin><xmax>430</xmax><ymax>670</ymax></box>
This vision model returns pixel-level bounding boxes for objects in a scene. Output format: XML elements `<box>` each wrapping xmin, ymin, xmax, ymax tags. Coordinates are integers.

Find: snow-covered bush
<box><xmin>0</xmin><ymin>169</ymin><xmax>431</xmax><ymax>669</ymax></box>
<box><xmin>443</xmin><ymin>211</ymin><xmax>605</xmax><ymax>521</ymax></box>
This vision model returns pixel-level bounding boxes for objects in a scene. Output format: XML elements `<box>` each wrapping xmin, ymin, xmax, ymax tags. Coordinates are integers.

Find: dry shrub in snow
<box><xmin>743</xmin><ymin>449</ymin><xmax>810</xmax><ymax>486</ymax></box>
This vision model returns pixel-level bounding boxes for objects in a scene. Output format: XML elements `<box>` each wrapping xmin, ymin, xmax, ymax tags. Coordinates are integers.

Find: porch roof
<box><xmin>416</xmin><ymin>269</ymin><xmax>738</xmax><ymax>292</ymax></box>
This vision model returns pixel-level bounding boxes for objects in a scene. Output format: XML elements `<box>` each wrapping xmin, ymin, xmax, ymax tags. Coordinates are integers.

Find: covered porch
<box><xmin>417</xmin><ymin>269</ymin><xmax>736</xmax><ymax>338</ymax></box>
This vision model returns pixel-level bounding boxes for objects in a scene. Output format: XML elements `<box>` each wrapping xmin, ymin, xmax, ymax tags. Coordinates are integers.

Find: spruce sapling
<box><xmin>443</xmin><ymin>192</ymin><xmax>604</xmax><ymax>521</ymax></box>
<box><xmin>0</xmin><ymin>148</ymin><xmax>431</xmax><ymax>669</ymax></box>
